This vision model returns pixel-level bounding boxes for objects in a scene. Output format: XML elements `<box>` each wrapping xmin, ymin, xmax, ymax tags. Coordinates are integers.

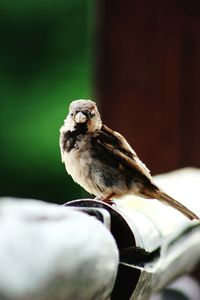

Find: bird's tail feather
<box><xmin>153</xmin><ymin>189</ymin><xmax>199</xmax><ymax>220</ymax></box>
<box><xmin>142</xmin><ymin>183</ymin><xmax>199</xmax><ymax>220</ymax></box>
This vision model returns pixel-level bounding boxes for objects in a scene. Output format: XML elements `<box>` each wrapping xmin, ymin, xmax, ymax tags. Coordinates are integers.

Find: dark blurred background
<box><xmin>0</xmin><ymin>0</ymin><xmax>200</xmax><ymax>204</ymax></box>
<box><xmin>97</xmin><ymin>0</ymin><xmax>200</xmax><ymax>175</ymax></box>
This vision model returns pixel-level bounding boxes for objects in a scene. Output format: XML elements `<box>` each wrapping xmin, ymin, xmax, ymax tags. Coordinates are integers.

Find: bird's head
<box><xmin>63</xmin><ymin>99</ymin><xmax>102</xmax><ymax>132</ymax></box>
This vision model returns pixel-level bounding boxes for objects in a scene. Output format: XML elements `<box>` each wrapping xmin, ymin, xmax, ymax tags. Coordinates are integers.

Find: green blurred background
<box><xmin>0</xmin><ymin>0</ymin><xmax>93</xmax><ymax>203</ymax></box>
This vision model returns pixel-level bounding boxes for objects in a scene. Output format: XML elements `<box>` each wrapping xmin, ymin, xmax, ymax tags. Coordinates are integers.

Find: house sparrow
<box><xmin>59</xmin><ymin>99</ymin><xmax>199</xmax><ymax>220</ymax></box>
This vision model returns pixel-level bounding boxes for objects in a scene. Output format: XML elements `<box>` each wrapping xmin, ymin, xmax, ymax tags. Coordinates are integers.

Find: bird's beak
<box><xmin>74</xmin><ymin>111</ymin><xmax>87</xmax><ymax>123</ymax></box>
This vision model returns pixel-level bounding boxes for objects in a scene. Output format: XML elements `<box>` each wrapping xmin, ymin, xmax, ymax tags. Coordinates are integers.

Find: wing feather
<box><xmin>91</xmin><ymin>125</ymin><xmax>152</xmax><ymax>181</ymax></box>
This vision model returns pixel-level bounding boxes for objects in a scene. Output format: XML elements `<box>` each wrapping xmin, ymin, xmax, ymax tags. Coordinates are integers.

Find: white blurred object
<box><xmin>151</xmin><ymin>275</ymin><xmax>200</xmax><ymax>300</ymax></box>
<box><xmin>0</xmin><ymin>199</ymin><xmax>119</xmax><ymax>300</ymax></box>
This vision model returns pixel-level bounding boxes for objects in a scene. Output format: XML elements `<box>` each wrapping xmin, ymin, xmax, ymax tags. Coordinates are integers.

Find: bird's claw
<box><xmin>94</xmin><ymin>196</ymin><xmax>116</xmax><ymax>206</ymax></box>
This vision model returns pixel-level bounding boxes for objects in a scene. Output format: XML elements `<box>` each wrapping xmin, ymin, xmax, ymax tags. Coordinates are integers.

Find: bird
<box><xmin>59</xmin><ymin>99</ymin><xmax>199</xmax><ymax>221</ymax></box>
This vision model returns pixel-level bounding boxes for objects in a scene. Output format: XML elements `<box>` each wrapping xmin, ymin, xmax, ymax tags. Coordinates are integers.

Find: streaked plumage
<box><xmin>59</xmin><ymin>99</ymin><xmax>199</xmax><ymax>220</ymax></box>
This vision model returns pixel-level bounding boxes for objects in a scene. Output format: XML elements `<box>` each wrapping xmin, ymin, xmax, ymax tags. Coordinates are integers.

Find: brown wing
<box><xmin>91</xmin><ymin>124</ymin><xmax>152</xmax><ymax>182</ymax></box>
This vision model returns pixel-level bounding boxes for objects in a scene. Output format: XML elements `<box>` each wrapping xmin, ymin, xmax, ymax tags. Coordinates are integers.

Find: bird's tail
<box><xmin>144</xmin><ymin>185</ymin><xmax>199</xmax><ymax>221</ymax></box>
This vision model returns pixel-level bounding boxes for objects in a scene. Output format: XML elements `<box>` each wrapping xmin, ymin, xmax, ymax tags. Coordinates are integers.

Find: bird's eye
<box><xmin>70</xmin><ymin>112</ymin><xmax>74</xmax><ymax>117</ymax></box>
<box><xmin>89</xmin><ymin>112</ymin><xmax>95</xmax><ymax>118</ymax></box>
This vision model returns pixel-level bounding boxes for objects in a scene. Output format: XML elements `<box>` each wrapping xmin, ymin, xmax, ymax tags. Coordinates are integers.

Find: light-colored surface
<box><xmin>151</xmin><ymin>275</ymin><xmax>200</xmax><ymax>300</ymax></box>
<box><xmin>116</xmin><ymin>168</ymin><xmax>200</xmax><ymax>236</ymax></box>
<box><xmin>115</xmin><ymin>168</ymin><xmax>200</xmax><ymax>300</ymax></box>
<box><xmin>0</xmin><ymin>199</ymin><xmax>119</xmax><ymax>300</ymax></box>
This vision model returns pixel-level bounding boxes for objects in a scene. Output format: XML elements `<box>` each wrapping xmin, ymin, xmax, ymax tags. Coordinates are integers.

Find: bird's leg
<box><xmin>102</xmin><ymin>193</ymin><xmax>116</xmax><ymax>205</ymax></box>
<box><xmin>94</xmin><ymin>196</ymin><xmax>102</xmax><ymax>201</ymax></box>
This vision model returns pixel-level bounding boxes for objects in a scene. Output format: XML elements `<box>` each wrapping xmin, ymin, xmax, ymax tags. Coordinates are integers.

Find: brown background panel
<box><xmin>97</xmin><ymin>0</ymin><xmax>200</xmax><ymax>175</ymax></box>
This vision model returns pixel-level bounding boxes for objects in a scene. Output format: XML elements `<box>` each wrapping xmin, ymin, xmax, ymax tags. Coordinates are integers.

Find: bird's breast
<box><xmin>62</xmin><ymin>134</ymin><xmax>99</xmax><ymax>194</ymax></box>
<box><xmin>60</xmin><ymin>131</ymin><xmax>140</xmax><ymax>198</ymax></box>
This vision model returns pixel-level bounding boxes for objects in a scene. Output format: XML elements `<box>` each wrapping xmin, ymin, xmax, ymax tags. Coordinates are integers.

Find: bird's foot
<box><xmin>94</xmin><ymin>194</ymin><xmax>116</xmax><ymax>205</ymax></box>
<box><xmin>94</xmin><ymin>196</ymin><xmax>102</xmax><ymax>201</ymax></box>
<box><xmin>101</xmin><ymin>193</ymin><xmax>116</xmax><ymax>206</ymax></box>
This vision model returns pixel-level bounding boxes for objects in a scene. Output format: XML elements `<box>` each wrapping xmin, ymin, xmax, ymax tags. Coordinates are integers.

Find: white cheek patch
<box><xmin>63</xmin><ymin>115</ymin><xmax>75</xmax><ymax>131</ymax></box>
